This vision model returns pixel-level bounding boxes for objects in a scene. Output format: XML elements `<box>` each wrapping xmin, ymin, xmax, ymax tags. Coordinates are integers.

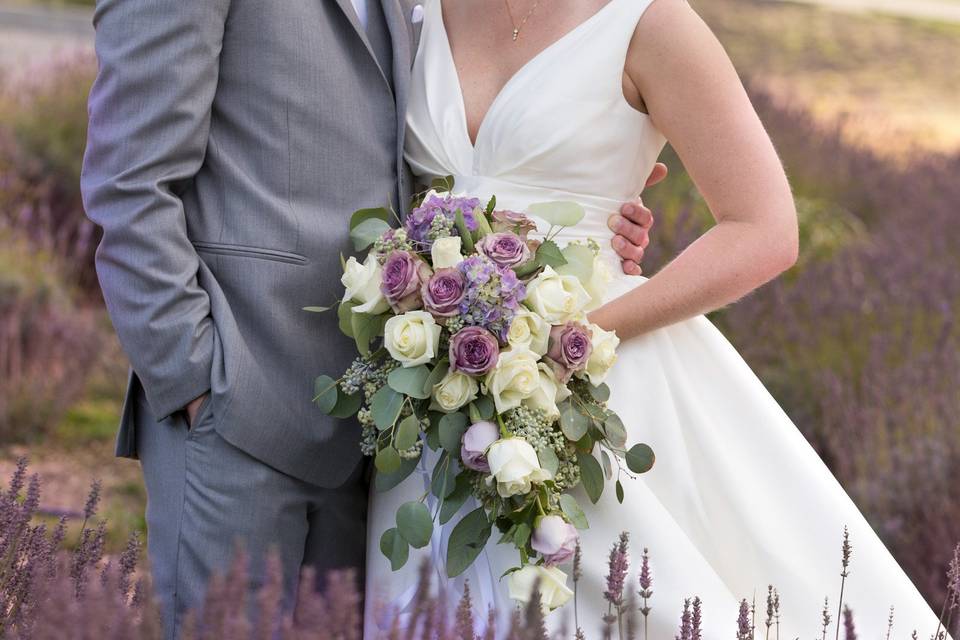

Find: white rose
<box><xmin>507</xmin><ymin>565</ymin><xmax>574</xmax><ymax>612</ymax></box>
<box><xmin>383</xmin><ymin>311</ymin><xmax>441</xmax><ymax>368</ymax></box>
<box><xmin>341</xmin><ymin>253</ymin><xmax>390</xmax><ymax>315</ymax></box>
<box><xmin>486</xmin><ymin>437</ymin><xmax>553</xmax><ymax>498</ymax></box>
<box><xmin>522</xmin><ymin>363</ymin><xmax>570</xmax><ymax>420</ymax></box>
<box><xmin>484</xmin><ymin>347</ymin><xmax>541</xmax><ymax>413</ymax></box>
<box><xmin>583</xmin><ymin>254</ymin><xmax>614</xmax><ymax>311</ymax></box>
<box><xmin>506</xmin><ymin>308</ymin><xmax>551</xmax><ymax>356</ymax></box>
<box><xmin>524</xmin><ymin>266</ymin><xmax>592</xmax><ymax>324</ymax></box>
<box><xmin>584</xmin><ymin>324</ymin><xmax>620</xmax><ymax>386</ymax></box>
<box><xmin>430</xmin><ymin>370</ymin><xmax>479</xmax><ymax>412</ymax></box>
<box><xmin>431</xmin><ymin>235</ymin><xmax>464</xmax><ymax>269</ymax></box>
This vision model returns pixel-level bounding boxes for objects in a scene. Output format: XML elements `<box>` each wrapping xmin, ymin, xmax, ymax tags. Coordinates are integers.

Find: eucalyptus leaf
<box><xmin>375</xmin><ymin>447</ymin><xmax>401</xmax><ymax>474</ymax></box>
<box><xmin>431</xmin><ymin>452</ymin><xmax>458</xmax><ymax>499</ymax></box>
<box><xmin>337</xmin><ymin>300</ymin><xmax>357</xmax><ymax>338</ymax></box>
<box><xmin>588</xmin><ymin>383</ymin><xmax>611</xmax><ymax>403</ymax></box>
<box><xmin>350</xmin><ymin>207</ymin><xmax>390</xmax><ymax>230</ymax></box>
<box><xmin>603</xmin><ymin>414</ymin><xmax>628</xmax><ymax>448</ymax></box>
<box><xmin>578</xmin><ymin>451</ymin><xmax>604</xmax><ymax>504</ymax></box>
<box><xmin>370</xmin><ymin>386</ymin><xmax>404</xmax><ymax>431</ymax></box>
<box><xmin>473</xmin><ymin>396</ymin><xmax>495</xmax><ymax>420</ymax></box>
<box><xmin>313</xmin><ymin>375</ymin><xmax>338</xmax><ymax>415</ymax></box>
<box><xmin>395</xmin><ymin>414</ymin><xmax>422</xmax><ymax>451</ymax></box>
<box><xmin>396</xmin><ymin>501</ymin><xmax>433</xmax><ymax>549</ymax></box>
<box><xmin>350</xmin><ymin>217</ymin><xmax>391</xmax><ymax>251</ymax></box>
<box><xmin>302</xmin><ymin>305</ymin><xmax>333</xmax><ymax>313</ymax></box>
<box><xmin>439</xmin><ymin>474</ymin><xmax>472</xmax><ymax>525</ymax></box>
<box><xmin>425</xmin><ymin>412</ymin><xmax>443</xmax><ymax>450</ymax></box>
<box><xmin>601</xmin><ymin>450</ymin><xmax>613</xmax><ymax>480</ymax></box>
<box><xmin>513</xmin><ymin>523</ymin><xmax>531</xmax><ymax>549</ymax></box>
<box><xmin>626</xmin><ymin>443</ymin><xmax>656</xmax><ymax>474</ymax></box>
<box><xmin>330</xmin><ymin>389</ymin><xmax>363</xmax><ymax>419</ymax></box>
<box><xmin>560</xmin><ymin>400</ymin><xmax>589</xmax><ymax>442</ymax></box>
<box><xmin>380</xmin><ymin>528</ymin><xmax>409</xmax><ymax>571</ymax></box>
<box><xmin>439</xmin><ymin>412</ymin><xmax>469</xmax><ymax>454</ymax></box>
<box><xmin>535</xmin><ymin>240</ymin><xmax>567</xmax><ymax>269</ymax></box>
<box><xmin>616</xmin><ymin>479</ymin><xmax>625</xmax><ymax>504</ymax></box>
<box><xmin>559</xmin><ymin>494</ymin><xmax>589</xmax><ymax>530</ymax></box>
<box><xmin>423</xmin><ymin>361</ymin><xmax>450</xmax><ymax>397</ymax></box>
<box><xmin>555</xmin><ymin>243</ymin><xmax>595</xmax><ymax>283</ymax></box>
<box><xmin>351</xmin><ymin>312</ymin><xmax>387</xmax><ymax>357</ymax></box>
<box><xmin>431</xmin><ymin>175</ymin><xmax>455</xmax><ymax>193</ymax></box>
<box><xmin>527</xmin><ymin>201</ymin><xmax>586</xmax><ymax>228</ymax></box>
<box><xmin>446</xmin><ymin>508</ymin><xmax>492</xmax><ymax>578</ymax></box>
<box><xmin>375</xmin><ymin>456</ymin><xmax>419</xmax><ymax>492</ymax></box>
<box><xmin>538</xmin><ymin>447</ymin><xmax>560</xmax><ymax>477</ymax></box>
<box><xmin>388</xmin><ymin>366</ymin><xmax>432</xmax><ymax>400</ymax></box>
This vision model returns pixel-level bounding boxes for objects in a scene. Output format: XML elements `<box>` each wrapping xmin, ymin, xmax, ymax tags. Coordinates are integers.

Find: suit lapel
<box><xmin>332</xmin><ymin>0</ymin><xmax>392</xmax><ymax>88</ymax></box>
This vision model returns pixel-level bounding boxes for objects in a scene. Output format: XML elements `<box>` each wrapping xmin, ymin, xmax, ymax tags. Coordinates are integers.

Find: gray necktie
<box><xmin>365</xmin><ymin>0</ymin><xmax>394</xmax><ymax>88</ymax></box>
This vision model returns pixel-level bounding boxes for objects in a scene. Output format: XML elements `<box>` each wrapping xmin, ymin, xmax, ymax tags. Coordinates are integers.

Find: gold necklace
<box><xmin>504</xmin><ymin>0</ymin><xmax>542</xmax><ymax>41</ymax></box>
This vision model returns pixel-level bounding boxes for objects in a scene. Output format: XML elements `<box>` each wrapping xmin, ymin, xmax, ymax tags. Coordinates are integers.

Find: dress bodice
<box><xmin>404</xmin><ymin>0</ymin><xmax>667</xmax><ymax>269</ymax></box>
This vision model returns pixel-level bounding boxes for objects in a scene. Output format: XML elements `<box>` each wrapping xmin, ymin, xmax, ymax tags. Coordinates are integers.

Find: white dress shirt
<box><xmin>352</xmin><ymin>0</ymin><xmax>369</xmax><ymax>29</ymax></box>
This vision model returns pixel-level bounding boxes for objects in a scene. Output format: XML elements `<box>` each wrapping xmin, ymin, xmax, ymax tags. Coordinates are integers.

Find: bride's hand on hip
<box><xmin>608</xmin><ymin>162</ymin><xmax>669</xmax><ymax>276</ymax></box>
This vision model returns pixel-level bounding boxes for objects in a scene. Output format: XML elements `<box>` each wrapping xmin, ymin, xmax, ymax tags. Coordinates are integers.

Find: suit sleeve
<box><xmin>80</xmin><ymin>0</ymin><xmax>231</xmax><ymax>421</ymax></box>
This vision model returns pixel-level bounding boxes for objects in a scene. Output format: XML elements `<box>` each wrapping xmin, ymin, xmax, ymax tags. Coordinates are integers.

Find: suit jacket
<box><xmin>81</xmin><ymin>0</ymin><xmax>420</xmax><ymax>487</ymax></box>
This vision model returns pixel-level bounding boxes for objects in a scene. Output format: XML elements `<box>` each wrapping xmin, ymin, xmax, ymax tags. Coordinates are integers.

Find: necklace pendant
<box><xmin>512</xmin><ymin>28</ymin><xmax>519</xmax><ymax>41</ymax></box>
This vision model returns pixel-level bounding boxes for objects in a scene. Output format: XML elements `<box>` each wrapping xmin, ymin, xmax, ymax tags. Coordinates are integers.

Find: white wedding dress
<box><xmin>365</xmin><ymin>0</ymin><xmax>943</xmax><ymax>637</ymax></box>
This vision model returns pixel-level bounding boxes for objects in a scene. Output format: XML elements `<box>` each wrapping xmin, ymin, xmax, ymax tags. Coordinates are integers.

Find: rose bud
<box><xmin>476</xmin><ymin>232</ymin><xmax>533</xmax><ymax>269</ymax></box>
<box><xmin>449</xmin><ymin>326</ymin><xmax>500</xmax><ymax>376</ymax></box>
<box><xmin>381</xmin><ymin>250</ymin><xmax>432</xmax><ymax>313</ymax></box>
<box><xmin>531</xmin><ymin>514</ymin><xmax>579</xmax><ymax>566</ymax></box>
<box><xmin>491</xmin><ymin>210</ymin><xmax>538</xmax><ymax>240</ymax></box>
<box><xmin>460</xmin><ymin>420</ymin><xmax>500</xmax><ymax>472</ymax></box>
<box><xmin>546</xmin><ymin>321</ymin><xmax>593</xmax><ymax>383</ymax></box>
<box><xmin>422</xmin><ymin>267</ymin><xmax>467</xmax><ymax>319</ymax></box>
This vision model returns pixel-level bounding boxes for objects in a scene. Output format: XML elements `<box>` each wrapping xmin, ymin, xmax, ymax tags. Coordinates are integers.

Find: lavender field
<box><xmin>0</xmin><ymin>0</ymin><xmax>958</xmax><ymax>635</ymax></box>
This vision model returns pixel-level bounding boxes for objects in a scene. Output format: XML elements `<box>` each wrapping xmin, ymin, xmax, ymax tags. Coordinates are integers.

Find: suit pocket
<box><xmin>192</xmin><ymin>241</ymin><xmax>308</xmax><ymax>265</ymax></box>
<box><xmin>186</xmin><ymin>393</ymin><xmax>214</xmax><ymax>440</ymax></box>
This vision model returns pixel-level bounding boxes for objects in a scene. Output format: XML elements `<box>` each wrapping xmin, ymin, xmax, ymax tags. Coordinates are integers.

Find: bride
<box><xmin>365</xmin><ymin>0</ymin><xmax>943</xmax><ymax>637</ymax></box>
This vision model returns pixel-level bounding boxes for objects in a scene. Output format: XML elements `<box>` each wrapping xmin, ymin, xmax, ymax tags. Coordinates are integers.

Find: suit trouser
<box><xmin>134</xmin><ymin>384</ymin><xmax>369</xmax><ymax>639</ymax></box>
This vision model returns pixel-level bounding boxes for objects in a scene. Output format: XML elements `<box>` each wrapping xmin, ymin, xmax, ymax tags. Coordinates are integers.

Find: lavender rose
<box><xmin>460</xmin><ymin>420</ymin><xmax>500</xmax><ymax>472</ymax></box>
<box><xmin>422</xmin><ymin>268</ymin><xmax>466</xmax><ymax>318</ymax></box>
<box><xmin>476</xmin><ymin>232</ymin><xmax>532</xmax><ymax>269</ymax></box>
<box><xmin>381</xmin><ymin>250</ymin><xmax>432</xmax><ymax>313</ymax></box>
<box><xmin>546</xmin><ymin>321</ymin><xmax>593</xmax><ymax>383</ymax></box>
<box><xmin>449</xmin><ymin>326</ymin><xmax>500</xmax><ymax>376</ymax></box>
<box><xmin>491</xmin><ymin>210</ymin><xmax>538</xmax><ymax>240</ymax></box>
<box><xmin>532</xmin><ymin>515</ymin><xmax>579</xmax><ymax>566</ymax></box>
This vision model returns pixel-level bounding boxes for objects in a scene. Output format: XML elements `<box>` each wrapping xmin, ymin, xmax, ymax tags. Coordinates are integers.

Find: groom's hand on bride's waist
<box><xmin>608</xmin><ymin>161</ymin><xmax>668</xmax><ymax>276</ymax></box>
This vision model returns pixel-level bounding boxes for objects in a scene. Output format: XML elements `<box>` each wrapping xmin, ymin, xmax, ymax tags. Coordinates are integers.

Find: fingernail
<box><xmin>610</xmin><ymin>215</ymin><xmax>624</xmax><ymax>232</ymax></box>
<box><xmin>612</xmin><ymin>236</ymin><xmax>625</xmax><ymax>250</ymax></box>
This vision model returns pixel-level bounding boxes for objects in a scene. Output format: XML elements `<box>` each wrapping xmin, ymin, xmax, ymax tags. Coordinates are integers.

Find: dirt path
<box><xmin>771</xmin><ymin>0</ymin><xmax>960</xmax><ymax>24</ymax></box>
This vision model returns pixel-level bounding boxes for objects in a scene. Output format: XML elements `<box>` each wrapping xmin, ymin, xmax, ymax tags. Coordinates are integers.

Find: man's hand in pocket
<box><xmin>185</xmin><ymin>392</ymin><xmax>210</xmax><ymax>428</ymax></box>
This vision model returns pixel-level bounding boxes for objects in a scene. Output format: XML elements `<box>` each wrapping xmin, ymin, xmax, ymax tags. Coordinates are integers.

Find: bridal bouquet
<box><xmin>310</xmin><ymin>179</ymin><xmax>654</xmax><ymax>609</ymax></box>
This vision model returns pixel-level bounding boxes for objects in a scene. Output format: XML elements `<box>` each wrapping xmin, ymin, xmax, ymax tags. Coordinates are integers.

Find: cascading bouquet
<box><xmin>309</xmin><ymin>178</ymin><xmax>654</xmax><ymax>610</ymax></box>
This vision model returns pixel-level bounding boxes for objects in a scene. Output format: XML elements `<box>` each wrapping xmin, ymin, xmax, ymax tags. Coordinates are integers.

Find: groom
<box><xmin>80</xmin><ymin>0</ymin><xmax>662</xmax><ymax>636</ymax></box>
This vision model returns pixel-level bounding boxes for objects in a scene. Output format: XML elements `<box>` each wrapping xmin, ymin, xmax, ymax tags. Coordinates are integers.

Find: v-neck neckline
<box><xmin>435</xmin><ymin>0</ymin><xmax>622</xmax><ymax>149</ymax></box>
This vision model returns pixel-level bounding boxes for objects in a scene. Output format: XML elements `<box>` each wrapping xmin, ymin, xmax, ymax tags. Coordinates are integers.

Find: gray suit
<box><xmin>81</xmin><ymin>0</ymin><xmax>418</xmax><ymax>635</ymax></box>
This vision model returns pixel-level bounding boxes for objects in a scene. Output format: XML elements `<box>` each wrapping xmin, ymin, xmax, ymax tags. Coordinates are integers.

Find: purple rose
<box><xmin>546</xmin><ymin>322</ymin><xmax>593</xmax><ymax>383</ymax></box>
<box><xmin>422</xmin><ymin>268</ymin><xmax>466</xmax><ymax>318</ymax></box>
<box><xmin>460</xmin><ymin>421</ymin><xmax>499</xmax><ymax>472</ymax></box>
<box><xmin>491</xmin><ymin>210</ymin><xmax>538</xmax><ymax>240</ymax></box>
<box><xmin>449</xmin><ymin>326</ymin><xmax>500</xmax><ymax>376</ymax></box>
<box><xmin>476</xmin><ymin>232</ymin><xmax>532</xmax><ymax>269</ymax></box>
<box><xmin>381</xmin><ymin>250</ymin><xmax>432</xmax><ymax>313</ymax></box>
<box><xmin>532</xmin><ymin>515</ymin><xmax>579</xmax><ymax>566</ymax></box>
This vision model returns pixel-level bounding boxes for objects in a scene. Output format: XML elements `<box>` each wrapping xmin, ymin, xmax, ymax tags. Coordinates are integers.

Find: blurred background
<box><xmin>1</xmin><ymin>0</ymin><xmax>958</xmax><ymax>617</ymax></box>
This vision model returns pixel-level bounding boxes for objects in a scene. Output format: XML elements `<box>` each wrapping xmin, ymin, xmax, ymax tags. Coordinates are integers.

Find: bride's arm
<box><xmin>588</xmin><ymin>0</ymin><xmax>798</xmax><ymax>341</ymax></box>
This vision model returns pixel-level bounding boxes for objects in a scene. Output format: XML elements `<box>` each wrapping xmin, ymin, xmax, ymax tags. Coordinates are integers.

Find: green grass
<box><xmin>695</xmin><ymin>0</ymin><xmax>960</xmax><ymax>154</ymax></box>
